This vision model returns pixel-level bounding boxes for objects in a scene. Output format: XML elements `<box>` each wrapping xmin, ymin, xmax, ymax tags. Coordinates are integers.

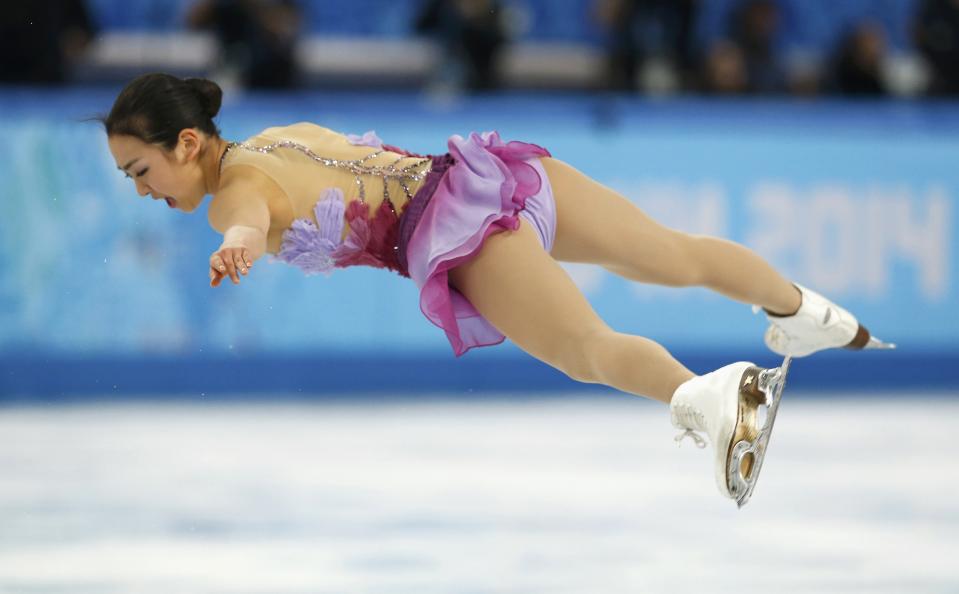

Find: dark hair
<box><xmin>101</xmin><ymin>73</ymin><xmax>223</xmax><ymax>150</ymax></box>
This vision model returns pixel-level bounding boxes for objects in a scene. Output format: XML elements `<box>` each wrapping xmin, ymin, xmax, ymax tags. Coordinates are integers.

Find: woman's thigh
<box><xmin>447</xmin><ymin>217</ymin><xmax>611</xmax><ymax>377</ymax></box>
<box><xmin>540</xmin><ymin>157</ymin><xmax>701</xmax><ymax>286</ymax></box>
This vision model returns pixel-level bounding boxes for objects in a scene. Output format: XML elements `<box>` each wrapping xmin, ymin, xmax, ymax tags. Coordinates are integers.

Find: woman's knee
<box><xmin>635</xmin><ymin>231</ymin><xmax>708</xmax><ymax>288</ymax></box>
<box><xmin>680</xmin><ymin>235</ymin><xmax>726</xmax><ymax>287</ymax></box>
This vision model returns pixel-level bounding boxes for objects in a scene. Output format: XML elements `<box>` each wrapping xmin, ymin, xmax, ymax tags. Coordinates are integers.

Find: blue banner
<box><xmin>1</xmin><ymin>90</ymin><xmax>956</xmax><ymax>396</ymax></box>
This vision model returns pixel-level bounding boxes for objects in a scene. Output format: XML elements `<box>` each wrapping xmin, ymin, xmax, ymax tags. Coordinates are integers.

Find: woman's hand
<box><xmin>210</xmin><ymin>246</ymin><xmax>253</xmax><ymax>287</ymax></box>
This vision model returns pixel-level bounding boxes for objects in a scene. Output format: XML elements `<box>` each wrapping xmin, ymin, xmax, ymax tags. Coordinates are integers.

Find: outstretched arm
<box><xmin>207</xmin><ymin>181</ymin><xmax>271</xmax><ymax>287</ymax></box>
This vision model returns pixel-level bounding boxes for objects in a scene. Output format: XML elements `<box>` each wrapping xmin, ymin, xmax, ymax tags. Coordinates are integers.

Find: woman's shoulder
<box><xmin>255</xmin><ymin>121</ymin><xmax>346</xmax><ymax>144</ymax></box>
<box><xmin>217</xmin><ymin>156</ymin><xmax>281</xmax><ymax>188</ymax></box>
<box><xmin>208</xmin><ymin>166</ymin><xmax>284</xmax><ymax>233</ymax></box>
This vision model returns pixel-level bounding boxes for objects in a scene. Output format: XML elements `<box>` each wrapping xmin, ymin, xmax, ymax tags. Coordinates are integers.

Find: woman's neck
<box><xmin>203</xmin><ymin>136</ymin><xmax>231</xmax><ymax>195</ymax></box>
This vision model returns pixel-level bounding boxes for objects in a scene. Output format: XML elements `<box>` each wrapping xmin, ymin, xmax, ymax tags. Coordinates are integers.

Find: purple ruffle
<box><xmin>404</xmin><ymin>131</ymin><xmax>551</xmax><ymax>357</ymax></box>
<box><xmin>396</xmin><ymin>154</ymin><xmax>456</xmax><ymax>274</ymax></box>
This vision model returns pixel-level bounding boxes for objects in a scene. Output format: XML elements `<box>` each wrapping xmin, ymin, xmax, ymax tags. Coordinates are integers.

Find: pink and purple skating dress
<box><xmin>218</xmin><ymin>124</ymin><xmax>556</xmax><ymax>356</ymax></box>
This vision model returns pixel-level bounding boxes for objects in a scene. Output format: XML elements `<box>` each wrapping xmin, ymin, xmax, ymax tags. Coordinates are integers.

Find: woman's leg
<box><xmin>448</xmin><ymin>218</ymin><xmax>694</xmax><ymax>404</ymax></box>
<box><xmin>540</xmin><ymin>157</ymin><xmax>802</xmax><ymax>316</ymax></box>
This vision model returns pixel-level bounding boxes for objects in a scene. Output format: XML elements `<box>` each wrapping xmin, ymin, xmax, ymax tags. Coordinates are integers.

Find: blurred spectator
<box><xmin>0</xmin><ymin>0</ymin><xmax>96</xmax><ymax>84</ymax></box>
<box><xmin>592</xmin><ymin>0</ymin><xmax>700</xmax><ymax>92</ymax></box>
<box><xmin>915</xmin><ymin>0</ymin><xmax>959</xmax><ymax>96</ymax></box>
<box><xmin>701</xmin><ymin>40</ymin><xmax>748</xmax><ymax>95</ymax></box>
<box><xmin>699</xmin><ymin>0</ymin><xmax>789</xmax><ymax>95</ymax></box>
<box><xmin>188</xmin><ymin>0</ymin><xmax>301</xmax><ymax>89</ymax></box>
<box><xmin>831</xmin><ymin>21</ymin><xmax>889</xmax><ymax>96</ymax></box>
<box><xmin>728</xmin><ymin>0</ymin><xmax>786</xmax><ymax>94</ymax></box>
<box><xmin>415</xmin><ymin>0</ymin><xmax>509</xmax><ymax>91</ymax></box>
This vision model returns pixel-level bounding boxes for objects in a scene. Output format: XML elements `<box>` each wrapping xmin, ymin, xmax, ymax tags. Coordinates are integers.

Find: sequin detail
<box><xmin>228</xmin><ymin>138</ymin><xmax>430</xmax><ymax>206</ymax></box>
<box><xmin>225</xmin><ymin>132</ymin><xmax>435</xmax><ymax>278</ymax></box>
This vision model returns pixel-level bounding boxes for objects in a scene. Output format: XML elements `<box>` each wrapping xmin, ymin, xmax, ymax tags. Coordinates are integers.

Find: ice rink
<box><xmin>1</xmin><ymin>394</ymin><xmax>957</xmax><ymax>594</ymax></box>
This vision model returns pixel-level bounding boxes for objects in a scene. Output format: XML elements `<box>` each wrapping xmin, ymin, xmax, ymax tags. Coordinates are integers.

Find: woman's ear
<box><xmin>175</xmin><ymin>128</ymin><xmax>203</xmax><ymax>163</ymax></box>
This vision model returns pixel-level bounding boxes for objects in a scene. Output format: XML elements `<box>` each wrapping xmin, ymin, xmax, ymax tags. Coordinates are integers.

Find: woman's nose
<box><xmin>135</xmin><ymin>179</ymin><xmax>150</xmax><ymax>196</ymax></box>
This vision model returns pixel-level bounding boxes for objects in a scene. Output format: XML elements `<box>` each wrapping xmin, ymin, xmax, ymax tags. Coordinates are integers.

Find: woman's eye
<box><xmin>135</xmin><ymin>168</ymin><xmax>149</xmax><ymax>178</ymax></box>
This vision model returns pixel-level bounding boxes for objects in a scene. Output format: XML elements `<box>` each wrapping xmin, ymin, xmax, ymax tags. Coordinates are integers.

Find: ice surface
<box><xmin>1</xmin><ymin>394</ymin><xmax>957</xmax><ymax>594</ymax></box>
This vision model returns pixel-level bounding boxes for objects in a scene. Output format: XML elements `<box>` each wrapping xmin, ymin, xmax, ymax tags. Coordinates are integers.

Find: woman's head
<box><xmin>104</xmin><ymin>73</ymin><xmax>225</xmax><ymax>212</ymax></box>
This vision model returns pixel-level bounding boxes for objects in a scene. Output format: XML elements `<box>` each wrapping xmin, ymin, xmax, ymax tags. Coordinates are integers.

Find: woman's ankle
<box><xmin>764</xmin><ymin>284</ymin><xmax>802</xmax><ymax>317</ymax></box>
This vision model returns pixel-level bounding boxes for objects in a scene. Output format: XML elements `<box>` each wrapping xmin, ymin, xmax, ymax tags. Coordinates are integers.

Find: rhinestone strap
<box><xmin>221</xmin><ymin>139</ymin><xmax>431</xmax><ymax>205</ymax></box>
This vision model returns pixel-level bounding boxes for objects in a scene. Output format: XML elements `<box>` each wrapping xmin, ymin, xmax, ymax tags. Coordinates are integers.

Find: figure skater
<box><xmin>102</xmin><ymin>73</ymin><xmax>892</xmax><ymax>506</ymax></box>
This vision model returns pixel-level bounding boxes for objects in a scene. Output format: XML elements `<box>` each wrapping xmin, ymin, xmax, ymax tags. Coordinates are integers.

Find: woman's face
<box><xmin>108</xmin><ymin>131</ymin><xmax>208</xmax><ymax>213</ymax></box>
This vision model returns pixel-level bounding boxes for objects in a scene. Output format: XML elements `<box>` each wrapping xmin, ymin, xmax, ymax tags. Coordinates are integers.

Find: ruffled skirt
<box><xmin>403</xmin><ymin>131</ymin><xmax>555</xmax><ymax>357</ymax></box>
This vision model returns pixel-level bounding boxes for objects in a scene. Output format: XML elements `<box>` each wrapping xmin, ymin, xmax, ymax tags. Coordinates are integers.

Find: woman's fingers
<box><xmin>238</xmin><ymin>249</ymin><xmax>253</xmax><ymax>274</ymax></box>
<box><xmin>209</xmin><ymin>253</ymin><xmax>235</xmax><ymax>284</ymax></box>
<box><xmin>221</xmin><ymin>249</ymin><xmax>240</xmax><ymax>283</ymax></box>
<box><xmin>225</xmin><ymin>256</ymin><xmax>239</xmax><ymax>283</ymax></box>
<box><xmin>234</xmin><ymin>252</ymin><xmax>248</xmax><ymax>276</ymax></box>
<box><xmin>209</xmin><ymin>255</ymin><xmax>226</xmax><ymax>286</ymax></box>
<box><xmin>210</xmin><ymin>266</ymin><xmax>224</xmax><ymax>287</ymax></box>
<box><xmin>210</xmin><ymin>254</ymin><xmax>226</xmax><ymax>274</ymax></box>
<box><xmin>209</xmin><ymin>248</ymin><xmax>253</xmax><ymax>287</ymax></box>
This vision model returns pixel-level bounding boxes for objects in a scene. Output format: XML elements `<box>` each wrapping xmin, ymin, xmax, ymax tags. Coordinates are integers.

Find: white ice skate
<box><xmin>671</xmin><ymin>357</ymin><xmax>791</xmax><ymax>508</ymax></box>
<box><xmin>761</xmin><ymin>284</ymin><xmax>895</xmax><ymax>357</ymax></box>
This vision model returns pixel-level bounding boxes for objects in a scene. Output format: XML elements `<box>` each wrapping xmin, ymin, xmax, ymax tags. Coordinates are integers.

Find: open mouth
<box><xmin>164</xmin><ymin>197</ymin><xmax>177</xmax><ymax>209</ymax></box>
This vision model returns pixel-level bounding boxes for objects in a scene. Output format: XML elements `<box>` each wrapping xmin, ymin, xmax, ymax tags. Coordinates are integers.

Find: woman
<box><xmin>103</xmin><ymin>73</ymin><xmax>891</xmax><ymax>506</ymax></box>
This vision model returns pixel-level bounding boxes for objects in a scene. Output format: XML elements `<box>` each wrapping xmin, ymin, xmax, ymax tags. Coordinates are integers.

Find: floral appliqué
<box><xmin>274</xmin><ymin>131</ymin><xmax>408</xmax><ymax>276</ymax></box>
<box><xmin>345</xmin><ymin>130</ymin><xmax>384</xmax><ymax>148</ymax></box>
<box><xmin>275</xmin><ymin>188</ymin><xmax>347</xmax><ymax>276</ymax></box>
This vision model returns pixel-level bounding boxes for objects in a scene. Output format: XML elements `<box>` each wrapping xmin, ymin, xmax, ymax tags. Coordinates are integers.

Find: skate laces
<box><xmin>672</xmin><ymin>404</ymin><xmax>707</xmax><ymax>449</ymax></box>
<box><xmin>674</xmin><ymin>428</ymin><xmax>706</xmax><ymax>449</ymax></box>
<box><xmin>755</xmin><ymin>305</ymin><xmax>794</xmax><ymax>351</ymax></box>
<box><xmin>766</xmin><ymin>324</ymin><xmax>791</xmax><ymax>350</ymax></box>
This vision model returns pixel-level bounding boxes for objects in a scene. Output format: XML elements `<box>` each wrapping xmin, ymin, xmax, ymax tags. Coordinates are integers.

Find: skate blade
<box><xmin>847</xmin><ymin>325</ymin><xmax>895</xmax><ymax>351</ymax></box>
<box><xmin>727</xmin><ymin>356</ymin><xmax>792</xmax><ymax>509</ymax></box>
<box><xmin>863</xmin><ymin>336</ymin><xmax>896</xmax><ymax>350</ymax></box>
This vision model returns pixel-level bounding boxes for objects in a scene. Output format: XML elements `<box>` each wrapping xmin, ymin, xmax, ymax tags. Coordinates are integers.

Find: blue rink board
<box><xmin>0</xmin><ymin>90</ymin><xmax>957</xmax><ymax>398</ymax></box>
<box><xmin>0</xmin><ymin>351</ymin><xmax>956</xmax><ymax>401</ymax></box>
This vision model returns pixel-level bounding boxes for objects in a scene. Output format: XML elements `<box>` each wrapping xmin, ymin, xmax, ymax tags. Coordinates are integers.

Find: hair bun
<box><xmin>184</xmin><ymin>77</ymin><xmax>223</xmax><ymax>119</ymax></box>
